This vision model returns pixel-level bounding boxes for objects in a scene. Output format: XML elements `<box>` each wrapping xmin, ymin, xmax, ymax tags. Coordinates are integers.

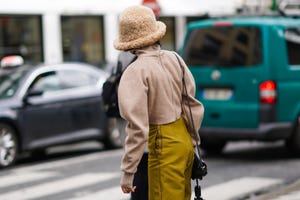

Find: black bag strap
<box><xmin>174</xmin><ymin>53</ymin><xmax>203</xmax><ymax>162</ymax></box>
<box><xmin>174</xmin><ymin>53</ymin><xmax>206</xmax><ymax>200</ymax></box>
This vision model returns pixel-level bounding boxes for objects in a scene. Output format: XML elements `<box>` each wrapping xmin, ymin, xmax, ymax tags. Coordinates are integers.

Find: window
<box><xmin>0</xmin><ymin>15</ymin><xmax>43</xmax><ymax>63</ymax></box>
<box><xmin>182</xmin><ymin>27</ymin><xmax>262</xmax><ymax>67</ymax></box>
<box><xmin>31</xmin><ymin>72</ymin><xmax>61</xmax><ymax>93</ymax></box>
<box><xmin>285</xmin><ymin>28</ymin><xmax>300</xmax><ymax>65</ymax></box>
<box><xmin>31</xmin><ymin>69</ymin><xmax>98</xmax><ymax>94</ymax></box>
<box><xmin>0</xmin><ymin>70</ymin><xmax>27</xmax><ymax>99</ymax></box>
<box><xmin>61</xmin><ymin>16</ymin><xmax>105</xmax><ymax>66</ymax></box>
<box><xmin>57</xmin><ymin>70</ymin><xmax>98</xmax><ymax>89</ymax></box>
<box><xmin>158</xmin><ymin>17</ymin><xmax>176</xmax><ymax>50</ymax></box>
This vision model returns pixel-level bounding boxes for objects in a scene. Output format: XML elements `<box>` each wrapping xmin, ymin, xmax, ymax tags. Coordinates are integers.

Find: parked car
<box><xmin>180</xmin><ymin>14</ymin><xmax>300</xmax><ymax>154</ymax></box>
<box><xmin>0</xmin><ymin>56</ymin><xmax>123</xmax><ymax>168</ymax></box>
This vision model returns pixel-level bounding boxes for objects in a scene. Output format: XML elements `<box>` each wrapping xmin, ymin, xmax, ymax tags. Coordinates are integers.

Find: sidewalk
<box><xmin>248</xmin><ymin>179</ymin><xmax>300</xmax><ymax>200</ymax></box>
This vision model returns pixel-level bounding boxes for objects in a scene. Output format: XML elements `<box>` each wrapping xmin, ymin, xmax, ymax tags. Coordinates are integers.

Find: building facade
<box><xmin>0</xmin><ymin>0</ymin><xmax>267</xmax><ymax>67</ymax></box>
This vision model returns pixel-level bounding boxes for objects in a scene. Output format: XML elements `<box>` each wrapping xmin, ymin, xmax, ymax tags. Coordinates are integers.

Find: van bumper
<box><xmin>200</xmin><ymin>122</ymin><xmax>293</xmax><ymax>141</ymax></box>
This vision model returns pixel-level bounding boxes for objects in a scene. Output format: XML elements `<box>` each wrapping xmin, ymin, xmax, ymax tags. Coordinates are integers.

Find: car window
<box><xmin>0</xmin><ymin>70</ymin><xmax>26</xmax><ymax>99</ymax></box>
<box><xmin>57</xmin><ymin>69</ymin><xmax>99</xmax><ymax>89</ymax></box>
<box><xmin>182</xmin><ymin>27</ymin><xmax>262</xmax><ymax>67</ymax></box>
<box><xmin>285</xmin><ymin>27</ymin><xmax>300</xmax><ymax>65</ymax></box>
<box><xmin>31</xmin><ymin>72</ymin><xmax>61</xmax><ymax>92</ymax></box>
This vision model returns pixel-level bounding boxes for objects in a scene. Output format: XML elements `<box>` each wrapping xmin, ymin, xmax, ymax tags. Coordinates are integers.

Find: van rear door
<box><xmin>182</xmin><ymin>22</ymin><xmax>265</xmax><ymax>129</ymax></box>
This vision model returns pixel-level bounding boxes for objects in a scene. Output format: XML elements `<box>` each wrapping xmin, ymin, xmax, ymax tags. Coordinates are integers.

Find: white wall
<box><xmin>42</xmin><ymin>14</ymin><xmax>62</xmax><ymax>64</ymax></box>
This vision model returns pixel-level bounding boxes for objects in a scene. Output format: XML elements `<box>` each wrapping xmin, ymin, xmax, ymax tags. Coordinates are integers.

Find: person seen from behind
<box><xmin>114</xmin><ymin>5</ymin><xmax>204</xmax><ymax>200</ymax></box>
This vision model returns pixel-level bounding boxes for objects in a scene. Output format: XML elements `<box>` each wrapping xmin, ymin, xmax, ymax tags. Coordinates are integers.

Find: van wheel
<box><xmin>0</xmin><ymin>123</ymin><xmax>18</xmax><ymax>168</ymax></box>
<box><xmin>200</xmin><ymin>139</ymin><xmax>226</xmax><ymax>154</ymax></box>
<box><xmin>103</xmin><ymin>118</ymin><xmax>126</xmax><ymax>149</ymax></box>
<box><xmin>285</xmin><ymin>117</ymin><xmax>300</xmax><ymax>155</ymax></box>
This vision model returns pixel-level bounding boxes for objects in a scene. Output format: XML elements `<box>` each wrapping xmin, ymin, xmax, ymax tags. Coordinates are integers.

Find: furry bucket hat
<box><xmin>114</xmin><ymin>5</ymin><xmax>166</xmax><ymax>51</ymax></box>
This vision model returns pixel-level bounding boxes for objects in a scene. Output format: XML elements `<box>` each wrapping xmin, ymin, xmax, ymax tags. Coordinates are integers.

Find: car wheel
<box><xmin>285</xmin><ymin>117</ymin><xmax>300</xmax><ymax>155</ymax></box>
<box><xmin>200</xmin><ymin>139</ymin><xmax>226</xmax><ymax>154</ymax></box>
<box><xmin>103</xmin><ymin>117</ymin><xmax>126</xmax><ymax>149</ymax></box>
<box><xmin>0</xmin><ymin>123</ymin><xmax>18</xmax><ymax>168</ymax></box>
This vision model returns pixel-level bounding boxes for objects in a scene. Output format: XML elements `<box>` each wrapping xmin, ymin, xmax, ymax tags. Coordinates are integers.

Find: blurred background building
<box><xmin>0</xmin><ymin>0</ymin><xmax>282</xmax><ymax>67</ymax></box>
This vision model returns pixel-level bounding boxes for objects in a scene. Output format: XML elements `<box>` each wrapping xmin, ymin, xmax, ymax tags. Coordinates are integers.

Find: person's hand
<box><xmin>121</xmin><ymin>185</ymin><xmax>136</xmax><ymax>193</ymax></box>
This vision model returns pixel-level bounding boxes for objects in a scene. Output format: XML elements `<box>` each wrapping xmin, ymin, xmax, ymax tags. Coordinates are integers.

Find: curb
<box><xmin>250</xmin><ymin>179</ymin><xmax>300</xmax><ymax>200</ymax></box>
<box><xmin>239</xmin><ymin>178</ymin><xmax>300</xmax><ymax>200</ymax></box>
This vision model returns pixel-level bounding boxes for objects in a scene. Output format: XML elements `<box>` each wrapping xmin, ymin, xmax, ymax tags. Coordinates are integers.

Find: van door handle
<box><xmin>210</xmin><ymin>113</ymin><xmax>220</xmax><ymax>119</ymax></box>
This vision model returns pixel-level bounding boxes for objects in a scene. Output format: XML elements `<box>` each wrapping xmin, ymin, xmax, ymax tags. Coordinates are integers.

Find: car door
<box><xmin>19</xmin><ymin>70</ymin><xmax>74</xmax><ymax>149</ymax></box>
<box><xmin>55</xmin><ymin>68</ymin><xmax>105</xmax><ymax>137</ymax></box>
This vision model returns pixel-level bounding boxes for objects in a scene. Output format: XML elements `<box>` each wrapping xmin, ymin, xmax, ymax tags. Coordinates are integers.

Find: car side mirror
<box><xmin>23</xmin><ymin>89</ymin><xmax>44</xmax><ymax>104</ymax></box>
<box><xmin>26</xmin><ymin>89</ymin><xmax>44</xmax><ymax>97</ymax></box>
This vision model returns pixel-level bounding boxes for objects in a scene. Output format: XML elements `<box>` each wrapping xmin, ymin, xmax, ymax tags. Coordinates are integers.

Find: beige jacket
<box><xmin>118</xmin><ymin>44</ymin><xmax>204</xmax><ymax>187</ymax></box>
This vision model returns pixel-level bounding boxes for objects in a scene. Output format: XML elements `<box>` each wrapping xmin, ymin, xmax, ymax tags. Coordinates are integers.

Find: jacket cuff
<box><xmin>120</xmin><ymin>172</ymin><xmax>134</xmax><ymax>187</ymax></box>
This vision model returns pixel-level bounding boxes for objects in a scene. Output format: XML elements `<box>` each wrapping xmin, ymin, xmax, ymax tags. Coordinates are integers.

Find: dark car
<box><xmin>0</xmin><ymin>58</ymin><xmax>123</xmax><ymax>168</ymax></box>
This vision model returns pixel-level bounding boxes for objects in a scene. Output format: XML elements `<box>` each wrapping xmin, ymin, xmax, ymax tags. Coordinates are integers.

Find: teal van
<box><xmin>181</xmin><ymin>16</ymin><xmax>300</xmax><ymax>154</ymax></box>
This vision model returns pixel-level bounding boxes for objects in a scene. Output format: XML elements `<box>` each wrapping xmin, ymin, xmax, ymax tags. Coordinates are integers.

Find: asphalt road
<box><xmin>0</xmin><ymin>141</ymin><xmax>300</xmax><ymax>200</ymax></box>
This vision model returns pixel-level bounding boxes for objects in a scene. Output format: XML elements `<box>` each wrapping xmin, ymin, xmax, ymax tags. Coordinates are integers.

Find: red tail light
<box><xmin>259</xmin><ymin>81</ymin><xmax>277</xmax><ymax>104</ymax></box>
<box><xmin>213</xmin><ymin>21</ymin><xmax>232</xmax><ymax>27</ymax></box>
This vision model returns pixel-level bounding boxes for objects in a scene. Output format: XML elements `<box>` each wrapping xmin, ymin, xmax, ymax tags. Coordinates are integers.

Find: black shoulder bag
<box><xmin>175</xmin><ymin>54</ymin><xmax>207</xmax><ymax>200</ymax></box>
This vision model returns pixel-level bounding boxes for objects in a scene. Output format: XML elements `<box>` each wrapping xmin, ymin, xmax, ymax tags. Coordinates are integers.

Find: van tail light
<box><xmin>259</xmin><ymin>80</ymin><xmax>277</xmax><ymax>104</ymax></box>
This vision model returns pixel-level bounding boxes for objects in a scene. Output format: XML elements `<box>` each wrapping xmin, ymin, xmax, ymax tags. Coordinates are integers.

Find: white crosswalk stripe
<box><xmin>0</xmin><ymin>172</ymin><xmax>119</xmax><ymax>200</ymax></box>
<box><xmin>193</xmin><ymin>177</ymin><xmax>282</xmax><ymax>200</ymax></box>
<box><xmin>0</xmin><ymin>171</ymin><xmax>58</xmax><ymax>188</ymax></box>
<box><xmin>0</xmin><ymin>168</ymin><xmax>284</xmax><ymax>200</ymax></box>
<box><xmin>271</xmin><ymin>191</ymin><xmax>300</xmax><ymax>200</ymax></box>
<box><xmin>69</xmin><ymin>176</ymin><xmax>282</xmax><ymax>200</ymax></box>
<box><xmin>69</xmin><ymin>186</ymin><xmax>130</xmax><ymax>200</ymax></box>
<box><xmin>12</xmin><ymin>149</ymin><xmax>123</xmax><ymax>173</ymax></box>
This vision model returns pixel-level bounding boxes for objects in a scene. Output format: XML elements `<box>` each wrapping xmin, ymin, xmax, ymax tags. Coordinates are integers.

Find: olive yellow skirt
<box><xmin>148</xmin><ymin>117</ymin><xmax>194</xmax><ymax>200</ymax></box>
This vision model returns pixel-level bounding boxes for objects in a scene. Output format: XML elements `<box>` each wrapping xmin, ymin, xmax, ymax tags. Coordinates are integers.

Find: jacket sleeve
<box><xmin>117</xmin><ymin>64</ymin><xmax>149</xmax><ymax>187</ymax></box>
<box><xmin>178</xmin><ymin>55</ymin><xmax>204</xmax><ymax>144</ymax></box>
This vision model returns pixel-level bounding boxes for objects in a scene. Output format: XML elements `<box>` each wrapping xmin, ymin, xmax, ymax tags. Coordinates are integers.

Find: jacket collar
<box><xmin>131</xmin><ymin>44</ymin><xmax>161</xmax><ymax>57</ymax></box>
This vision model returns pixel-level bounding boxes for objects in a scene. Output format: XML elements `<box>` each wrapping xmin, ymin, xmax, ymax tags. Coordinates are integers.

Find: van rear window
<box><xmin>182</xmin><ymin>27</ymin><xmax>262</xmax><ymax>67</ymax></box>
<box><xmin>285</xmin><ymin>28</ymin><xmax>300</xmax><ymax>65</ymax></box>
